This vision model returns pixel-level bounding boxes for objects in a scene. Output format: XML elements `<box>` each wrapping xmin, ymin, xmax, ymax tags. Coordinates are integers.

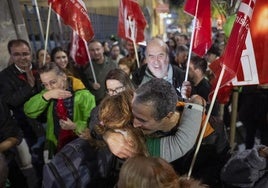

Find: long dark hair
<box><xmin>105</xmin><ymin>69</ymin><xmax>136</xmax><ymax>90</ymax></box>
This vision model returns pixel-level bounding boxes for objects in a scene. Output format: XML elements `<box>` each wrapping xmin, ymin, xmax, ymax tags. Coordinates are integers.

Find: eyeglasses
<box><xmin>11</xmin><ymin>52</ymin><xmax>31</xmax><ymax>58</ymax></box>
<box><xmin>106</xmin><ymin>86</ymin><xmax>125</xmax><ymax>95</ymax></box>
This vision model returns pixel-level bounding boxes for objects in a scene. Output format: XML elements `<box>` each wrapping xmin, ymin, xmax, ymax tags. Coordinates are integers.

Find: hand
<box><xmin>92</xmin><ymin>82</ymin><xmax>101</xmax><ymax>90</ymax></box>
<box><xmin>103</xmin><ymin>131</ymin><xmax>136</xmax><ymax>159</ymax></box>
<box><xmin>79</xmin><ymin>128</ymin><xmax>92</xmax><ymax>140</ymax></box>
<box><xmin>259</xmin><ymin>146</ymin><xmax>268</xmax><ymax>158</ymax></box>
<box><xmin>43</xmin><ymin>89</ymin><xmax>72</xmax><ymax>100</ymax></box>
<box><xmin>59</xmin><ymin>118</ymin><xmax>76</xmax><ymax>130</ymax></box>
<box><xmin>181</xmin><ymin>81</ymin><xmax>192</xmax><ymax>99</ymax></box>
<box><xmin>189</xmin><ymin>94</ymin><xmax>206</xmax><ymax>107</ymax></box>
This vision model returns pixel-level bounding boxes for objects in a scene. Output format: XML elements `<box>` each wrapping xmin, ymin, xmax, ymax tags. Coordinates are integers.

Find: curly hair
<box><xmin>97</xmin><ymin>89</ymin><xmax>133</xmax><ymax>131</ymax></box>
<box><xmin>92</xmin><ymin>90</ymin><xmax>148</xmax><ymax>156</ymax></box>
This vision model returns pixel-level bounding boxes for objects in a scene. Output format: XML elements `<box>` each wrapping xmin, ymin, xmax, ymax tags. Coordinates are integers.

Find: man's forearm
<box><xmin>160</xmin><ymin>103</ymin><xmax>203</xmax><ymax>162</ymax></box>
<box><xmin>0</xmin><ymin>137</ymin><xmax>20</xmax><ymax>152</ymax></box>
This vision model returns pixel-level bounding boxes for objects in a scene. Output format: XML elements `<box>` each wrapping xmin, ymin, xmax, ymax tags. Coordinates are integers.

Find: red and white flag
<box><xmin>70</xmin><ymin>31</ymin><xmax>89</xmax><ymax>66</ymax></box>
<box><xmin>48</xmin><ymin>0</ymin><xmax>94</xmax><ymax>42</ymax></box>
<box><xmin>233</xmin><ymin>0</ymin><xmax>268</xmax><ymax>86</ymax></box>
<box><xmin>209</xmin><ymin>0</ymin><xmax>256</xmax><ymax>104</ymax></box>
<box><xmin>184</xmin><ymin>0</ymin><xmax>212</xmax><ymax>57</ymax></box>
<box><xmin>118</xmin><ymin>0</ymin><xmax>147</xmax><ymax>43</ymax></box>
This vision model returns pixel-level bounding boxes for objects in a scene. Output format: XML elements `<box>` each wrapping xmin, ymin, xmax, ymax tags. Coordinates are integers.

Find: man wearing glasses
<box><xmin>0</xmin><ymin>39</ymin><xmax>44</xmax><ymax>187</ymax></box>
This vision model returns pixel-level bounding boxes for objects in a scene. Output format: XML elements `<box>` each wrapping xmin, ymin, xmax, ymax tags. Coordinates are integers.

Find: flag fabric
<box><xmin>209</xmin><ymin>58</ymin><xmax>234</xmax><ymax>104</ymax></box>
<box><xmin>118</xmin><ymin>0</ymin><xmax>147</xmax><ymax>43</ymax></box>
<box><xmin>233</xmin><ymin>0</ymin><xmax>268</xmax><ymax>86</ymax></box>
<box><xmin>209</xmin><ymin>0</ymin><xmax>256</xmax><ymax>104</ymax></box>
<box><xmin>48</xmin><ymin>0</ymin><xmax>94</xmax><ymax>42</ymax></box>
<box><xmin>184</xmin><ymin>0</ymin><xmax>212</xmax><ymax>57</ymax></box>
<box><xmin>70</xmin><ymin>31</ymin><xmax>89</xmax><ymax>66</ymax></box>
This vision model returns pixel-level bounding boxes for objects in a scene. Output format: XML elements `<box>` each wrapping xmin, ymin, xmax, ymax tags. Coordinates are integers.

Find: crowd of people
<box><xmin>1</xmin><ymin>28</ymin><xmax>268</xmax><ymax>188</ymax></box>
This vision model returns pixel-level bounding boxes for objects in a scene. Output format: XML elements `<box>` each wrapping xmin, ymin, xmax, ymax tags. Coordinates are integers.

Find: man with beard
<box><xmin>132</xmin><ymin>37</ymin><xmax>191</xmax><ymax>100</ymax></box>
<box><xmin>81</xmin><ymin>40</ymin><xmax>117</xmax><ymax>104</ymax></box>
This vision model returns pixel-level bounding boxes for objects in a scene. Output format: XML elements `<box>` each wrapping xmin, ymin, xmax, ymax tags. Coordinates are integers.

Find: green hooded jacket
<box><xmin>24</xmin><ymin>76</ymin><xmax>96</xmax><ymax>156</ymax></box>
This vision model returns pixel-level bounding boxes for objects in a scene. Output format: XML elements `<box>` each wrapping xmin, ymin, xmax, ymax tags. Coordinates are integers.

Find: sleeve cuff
<box><xmin>42</xmin><ymin>95</ymin><xmax>49</xmax><ymax>102</ymax></box>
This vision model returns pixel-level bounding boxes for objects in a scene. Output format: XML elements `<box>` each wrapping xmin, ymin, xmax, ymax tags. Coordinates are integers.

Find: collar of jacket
<box><xmin>68</xmin><ymin>76</ymin><xmax>85</xmax><ymax>91</ymax></box>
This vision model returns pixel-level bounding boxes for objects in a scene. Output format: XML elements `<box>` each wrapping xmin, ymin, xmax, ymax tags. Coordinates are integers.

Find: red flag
<box><xmin>209</xmin><ymin>0</ymin><xmax>256</xmax><ymax>104</ymax></box>
<box><xmin>48</xmin><ymin>0</ymin><xmax>94</xmax><ymax>42</ymax></box>
<box><xmin>184</xmin><ymin>0</ymin><xmax>212</xmax><ymax>57</ymax></box>
<box><xmin>232</xmin><ymin>0</ymin><xmax>268</xmax><ymax>86</ymax></box>
<box><xmin>118</xmin><ymin>0</ymin><xmax>147</xmax><ymax>43</ymax></box>
<box><xmin>70</xmin><ymin>31</ymin><xmax>89</xmax><ymax>66</ymax></box>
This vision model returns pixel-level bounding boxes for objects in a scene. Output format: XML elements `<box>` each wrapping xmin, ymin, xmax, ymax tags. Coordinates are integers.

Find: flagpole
<box><xmin>128</xmin><ymin>16</ymin><xmax>140</xmax><ymax>68</ymax></box>
<box><xmin>184</xmin><ymin>0</ymin><xmax>200</xmax><ymax>82</ymax></box>
<box><xmin>84</xmin><ymin>40</ymin><xmax>97</xmax><ymax>83</ymax></box>
<box><xmin>32</xmin><ymin>0</ymin><xmax>45</xmax><ymax>44</ymax></box>
<box><xmin>43</xmin><ymin>3</ymin><xmax>52</xmax><ymax>66</ymax></box>
<box><xmin>187</xmin><ymin>64</ymin><xmax>226</xmax><ymax>179</ymax></box>
<box><xmin>184</xmin><ymin>17</ymin><xmax>197</xmax><ymax>81</ymax></box>
<box><xmin>132</xmin><ymin>40</ymin><xmax>140</xmax><ymax>68</ymax></box>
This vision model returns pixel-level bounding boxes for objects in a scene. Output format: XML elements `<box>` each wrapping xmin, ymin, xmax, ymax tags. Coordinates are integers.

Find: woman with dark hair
<box><xmin>84</xmin><ymin>68</ymin><xmax>136</xmax><ymax>138</ymax></box>
<box><xmin>36</xmin><ymin>48</ymin><xmax>51</xmax><ymax>68</ymax></box>
<box><xmin>50</xmin><ymin>46</ymin><xmax>80</xmax><ymax>78</ymax></box>
<box><xmin>105</xmin><ymin>68</ymin><xmax>136</xmax><ymax>95</ymax></box>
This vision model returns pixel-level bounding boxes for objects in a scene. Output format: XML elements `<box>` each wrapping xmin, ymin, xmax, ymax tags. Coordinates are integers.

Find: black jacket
<box><xmin>0</xmin><ymin>99</ymin><xmax>23</xmax><ymax>145</ymax></box>
<box><xmin>0</xmin><ymin>64</ymin><xmax>45</xmax><ymax>139</ymax></box>
<box><xmin>0</xmin><ymin>98</ymin><xmax>23</xmax><ymax>164</ymax></box>
<box><xmin>0</xmin><ymin>64</ymin><xmax>42</xmax><ymax>110</ymax></box>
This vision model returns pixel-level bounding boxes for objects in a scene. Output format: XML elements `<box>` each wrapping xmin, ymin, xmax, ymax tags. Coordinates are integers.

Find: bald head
<box><xmin>146</xmin><ymin>38</ymin><xmax>169</xmax><ymax>56</ymax></box>
<box><xmin>145</xmin><ymin>38</ymin><xmax>170</xmax><ymax>78</ymax></box>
